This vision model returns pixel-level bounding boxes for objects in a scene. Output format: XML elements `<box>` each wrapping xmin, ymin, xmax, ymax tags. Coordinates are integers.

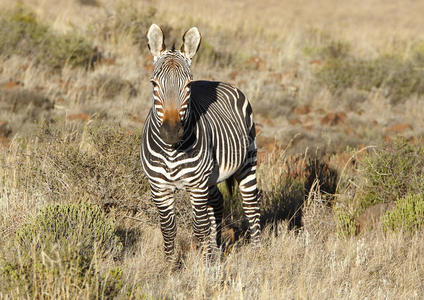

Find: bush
<box><xmin>333</xmin><ymin>140</ymin><xmax>424</xmax><ymax>236</ymax></box>
<box><xmin>333</xmin><ymin>205</ymin><xmax>357</xmax><ymax>237</ymax></box>
<box><xmin>356</xmin><ymin>141</ymin><xmax>424</xmax><ymax>211</ymax></box>
<box><xmin>91</xmin><ymin>4</ymin><xmax>157</xmax><ymax>51</ymax></box>
<box><xmin>306</xmin><ymin>32</ymin><xmax>424</xmax><ymax>103</ymax></box>
<box><xmin>16</xmin><ymin>202</ymin><xmax>122</xmax><ymax>261</ymax></box>
<box><xmin>0</xmin><ymin>202</ymin><xmax>123</xmax><ymax>297</ymax></box>
<box><xmin>1</xmin><ymin>120</ymin><xmax>152</xmax><ymax>222</ymax></box>
<box><xmin>0</xmin><ymin>8</ymin><xmax>99</xmax><ymax>69</ymax></box>
<box><xmin>383</xmin><ymin>194</ymin><xmax>424</xmax><ymax>233</ymax></box>
<box><xmin>315</xmin><ymin>54</ymin><xmax>424</xmax><ymax>103</ymax></box>
<box><xmin>194</xmin><ymin>37</ymin><xmax>239</xmax><ymax>67</ymax></box>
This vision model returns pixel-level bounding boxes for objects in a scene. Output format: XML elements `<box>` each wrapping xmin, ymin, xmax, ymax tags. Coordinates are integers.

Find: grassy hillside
<box><xmin>0</xmin><ymin>0</ymin><xmax>423</xmax><ymax>298</ymax></box>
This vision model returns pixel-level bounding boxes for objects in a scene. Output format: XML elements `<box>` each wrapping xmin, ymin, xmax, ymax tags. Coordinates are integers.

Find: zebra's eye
<box><xmin>150</xmin><ymin>79</ymin><xmax>159</xmax><ymax>87</ymax></box>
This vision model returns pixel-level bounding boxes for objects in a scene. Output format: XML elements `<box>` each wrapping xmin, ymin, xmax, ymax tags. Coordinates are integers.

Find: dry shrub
<box><xmin>0</xmin><ymin>88</ymin><xmax>53</xmax><ymax>113</ymax></box>
<box><xmin>77</xmin><ymin>0</ymin><xmax>99</xmax><ymax>6</ymax></box>
<box><xmin>0</xmin><ymin>8</ymin><xmax>100</xmax><ymax>69</ymax></box>
<box><xmin>1</xmin><ymin>120</ymin><xmax>152</xmax><ymax>222</ymax></box>
<box><xmin>356</xmin><ymin>140</ymin><xmax>424</xmax><ymax>210</ymax></box>
<box><xmin>315</xmin><ymin>53</ymin><xmax>424</xmax><ymax>103</ymax></box>
<box><xmin>90</xmin><ymin>4</ymin><xmax>157</xmax><ymax>51</ymax></box>
<box><xmin>89</xmin><ymin>74</ymin><xmax>137</xmax><ymax>100</ymax></box>
<box><xmin>334</xmin><ymin>140</ymin><xmax>424</xmax><ymax>236</ymax></box>
<box><xmin>0</xmin><ymin>202</ymin><xmax>123</xmax><ymax>298</ymax></box>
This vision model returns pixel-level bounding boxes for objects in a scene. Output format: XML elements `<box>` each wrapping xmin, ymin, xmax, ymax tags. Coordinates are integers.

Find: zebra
<box><xmin>140</xmin><ymin>24</ymin><xmax>260</xmax><ymax>261</ymax></box>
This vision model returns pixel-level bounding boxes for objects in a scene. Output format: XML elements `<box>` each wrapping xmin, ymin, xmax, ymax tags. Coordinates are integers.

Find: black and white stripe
<box><xmin>141</xmin><ymin>25</ymin><xmax>260</xmax><ymax>260</ymax></box>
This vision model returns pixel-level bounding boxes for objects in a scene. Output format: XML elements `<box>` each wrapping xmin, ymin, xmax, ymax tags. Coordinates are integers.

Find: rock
<box><xmin>356</xmin><ymin>202</ymin><xmax>395</xmax><ymax>233</ymax></box>
<box><xmin>257</xmin><ymin>136</ymin><xmax>279</xmax><ymax>164</ymax></box>
<box><xmin>0</xmin><ymin>121</ymin><xmax>11</xmax><ymax>137</ymax></box>
<box><xmin>67</xmin><ymin>113</ymin><xmax>90</xmax><ymax>122</ymax></box>
<box><xmin>320</xmin><ymin>112</ymin><xmax>347</xmax><ymax>126</ymax></box>
<box><xmin>257</xmin><ymin>136</ymin><xmax>277</xmax><ymax>153</ymax></box>
<box><xmin>385</xmin><ymin>123</ymin><xmax>413</xmax><ymax>134</ymax></box>
<box><xmin>229</xmin><ymin>71</ymin><xmax>239</xmax><ymax>80</ymax></box>
<box><xmin>261</xmin><ymin>118</ymin><xmax>274</xmax><ymax>126</ymax></box>
<box><xmin>315</xmin><ymin>108</ymin><xmax>326</xmax><ymax>115</ymax></box>
<box><xmin>309</xmin><ymin>59</ymin><xmax>323</xmax><ymax>65</ymax></box>
<box><xmin>294</xmin><ymin>105</ymin><xmax>311</xmax><ymax>115</ymax></box>
<box><xmin>0</xmin><ymin>136</ymin><xmax>10</xmax><ymax>148</ymax></box>
<box><xmin>344</xmin><ymin>126</ymin><xmax>355</xmax><ymax>135</ymax></box>
<box><xmin>129</xmin><ymin>113</ymin><xmax>144</xmax><ymax>124</ymax></box>
<box><xmin>246</xmin><ymin>56</ymin><xmax>265</xmax><ymax>70</ymax></box>
<box><xmin>1</xmin><ymin>81</ymin><xmax>23</xmax><ymax>89</ymax></box>
<box><xmin>289</xmin><ymin>118</ymin><xmax>301</xmax><ymax>125</ymax></box>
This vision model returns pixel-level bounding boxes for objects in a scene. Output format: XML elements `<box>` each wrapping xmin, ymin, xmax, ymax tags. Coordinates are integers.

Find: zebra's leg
<box><xmin>235</xmin><ymin>158</ymin><xmax>261</xmax><ymax>245</ymax></box>
<box><xmin>189</xmin><ymin>185</ymin><xmax>213</xmax><ymax>258</ymax></box>
<box><xmin>151</xmin><ymin>184</ymin><xmax>177</xmax><ymax>261</ymax></box>
<box><xmin>207</xmin><ymin>185</ymin><xmax>224</xmax><ymax>252</ymax></box>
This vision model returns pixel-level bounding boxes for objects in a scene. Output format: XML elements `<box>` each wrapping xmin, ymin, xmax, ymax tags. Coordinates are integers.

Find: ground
<box><xmin>0</xmin><ymin>0</ymin><xmax>423</xmax><ymax>298</ymax></box>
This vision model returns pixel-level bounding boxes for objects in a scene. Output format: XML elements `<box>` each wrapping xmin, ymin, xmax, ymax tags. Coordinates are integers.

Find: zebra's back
<box><xmin>190</xmin><ymin>81</ymin><xmax>256</xmax><ymax>185</ymax></box>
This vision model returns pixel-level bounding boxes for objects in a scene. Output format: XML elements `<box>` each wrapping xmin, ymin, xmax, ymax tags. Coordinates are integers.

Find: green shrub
<box><xmin>356</xmin><ymin>141</ymin><xmax>424</xmax><ymax>211</ymax></box>
<box><xmin>306</xmin><ymin>32</ymin><xmax>424</xmax><ymax>103</ymax></box>
<box><xmin>383</xmin><ymin>194</ymin><xmax>424</xmax><ymax>233</ymax></box>
<box><xmin>16</xmin><ymin>202</ymin><xmax>122</xmax><ymax>261</ymax></box>
<box><xmin>0</xmin><ymin>8</ymin><xmax>99</xmax><ymax>69</ymax></box>
<box><xmin>315</xmin><ymin>54</ymin><xmax>424</xmax><ymax>103</ymax></box>
<box><xmin>333</xmin><ymin>205</ymin><xmax>357</xmax><ymax>237</ymax></box>
<box><xmin>77</xmin><ymin>0</ymin><xmax>99</xmax><ymax>6</ymax></box>
<box><xmin>0</xmin><ymin>202</ymin><xmax>123</xmax><ymax>297</ymax></box>
<box><xmin>333</xmin><ymin>140</ymin><xmax>424</xmax><ymax>236</ymax></box>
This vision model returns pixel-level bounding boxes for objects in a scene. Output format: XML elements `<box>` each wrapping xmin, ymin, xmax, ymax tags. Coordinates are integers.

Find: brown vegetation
<box><xmin>0</xmin><ymin>0</ymin><xmax>424</xmax><ymax>298</ymax></box>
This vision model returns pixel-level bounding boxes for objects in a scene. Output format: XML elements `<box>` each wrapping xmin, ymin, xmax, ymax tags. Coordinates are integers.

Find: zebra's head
<box><xmin>147</xmin><ymin>24</ymin><xmax>201</xmax><ymax>145</ymax></box>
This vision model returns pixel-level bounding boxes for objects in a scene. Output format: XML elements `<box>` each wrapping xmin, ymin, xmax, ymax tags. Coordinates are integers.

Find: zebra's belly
<box><xmin>216</xmin><ymin>166</ymin><xmax>238</xmax><ymax>183</ymax></box>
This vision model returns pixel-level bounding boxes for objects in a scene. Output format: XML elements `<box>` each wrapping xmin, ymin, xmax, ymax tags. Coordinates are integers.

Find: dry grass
<box><xmin>1</xmin><ymin>0</ymin><xmax>424</xmax><ymax>298</ymax></box>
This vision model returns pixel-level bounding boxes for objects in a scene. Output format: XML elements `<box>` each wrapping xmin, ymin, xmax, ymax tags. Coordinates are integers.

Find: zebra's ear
<box><xmin>181</xmin><ymin>27</ymin><xmax>201</xmax><ymax>60</ymax></box>
<box><xmin>147</xmin><ymin>24</ymin><xmax>166</xmax><ymax>59</ymax></box>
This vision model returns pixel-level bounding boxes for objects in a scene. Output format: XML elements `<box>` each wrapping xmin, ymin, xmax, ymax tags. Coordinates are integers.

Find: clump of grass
<box><xmin>0</xmin><ymin>8</ymin><xmax>100</xmax><ymax>69</ymax></box>
<box><xmin>77</xmin><ymin>0</ymin><xmax>99</xmax><ymax>6</ymax></box>
<box><xmin>16</xmin><ymin>202</ymin><xmax>122</xmax><ymax>260</ymax></box>
<box><xmin>356</xmin><ymin>140</ymin><xmax>424</xmax><ymax>210</ymax></box>
<box><xmin>383</xmin><ymin>193</ymin><xmax>424</xmax><ymax>233</ymax></box>
<box><xmin>262</xmin><ymin>178</ymin><xmax>305</xmax><ymax>230</ymax></box>
<box><xmin>303</xmin><ymin>28</ymin><xmax>351</xmax><ymax>59</ymax></box>
<box><xmin>89</xmin><ymin>74</ymin><xmax>137</xmax><ymax>100</ymax></box>
<box><xmin>1</xmin><ymin>120</ymin><xmax>152</xmax><ymax>222</ymax></box>
<box><xmin>304</xmin><ymin>30</ymin><xmax>424</xmax><ymax>103</ymax></box>
<box><xmin>0</xmin><ymin>89</ymin><xmax>53</xmax><ymax>113</ymax></box>
<box><xmin>333</xmin><ymin>140</ymin><xmax>424</xmax><ymax>236</ymax></box>
<box><xmin>194</xmin><ymin>37</ymin><xmax>240</xmax><ymax>67</ymax></box>
<box><xmin>91</xmin><ymin>4</ymin><xmax>157</xmax><ymax>51</ymax></box>
<box><xmin>333</xmin><ymin>205</ymin><xmax>357</xmax><ymax>237</ymax></box>
<box><xmin>0</xmin><ymin>202</ymin><xmax>123</xmax><ymax>297</ymax></box>
<box><xmin>315</xmin><ymin>53</ymin><xmax>424</xmax><ymax>103</ymax></box>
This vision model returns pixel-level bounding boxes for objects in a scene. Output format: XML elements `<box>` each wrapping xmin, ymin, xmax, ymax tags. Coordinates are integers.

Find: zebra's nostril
<box><xmin>159</xmin><ymin>120</ymin><xmax>183</xmax><ymax>145</ymax></box>
<box><xmin>177</xmin><ymin>127</ymin><xmax>184</xmax><ymax>137</ymax></box>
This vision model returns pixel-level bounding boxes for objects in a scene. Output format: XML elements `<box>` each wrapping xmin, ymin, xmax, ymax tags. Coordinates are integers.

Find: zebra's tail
<box><xmin>225</xmin><ymin>176</ymin><xmax>236</xmax><ymax>198</ymax></box>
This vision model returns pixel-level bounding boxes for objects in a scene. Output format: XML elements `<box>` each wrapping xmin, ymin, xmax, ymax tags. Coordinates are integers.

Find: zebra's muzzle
<box><xmin>159</xmin><ymin>119</ymin><xmax>184</xmax><ymax>145</ymax></box>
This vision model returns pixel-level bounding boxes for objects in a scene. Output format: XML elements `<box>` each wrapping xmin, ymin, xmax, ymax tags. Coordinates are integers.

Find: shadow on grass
<box><xmin>221</xmin><ymin>156</ymin><xmax>339</xmax><ymax>250</ymax></box>
<box><xmin>115</xmin><ymin>227</ymin><xmax>142</xmax><ymax>256</ymax></box>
